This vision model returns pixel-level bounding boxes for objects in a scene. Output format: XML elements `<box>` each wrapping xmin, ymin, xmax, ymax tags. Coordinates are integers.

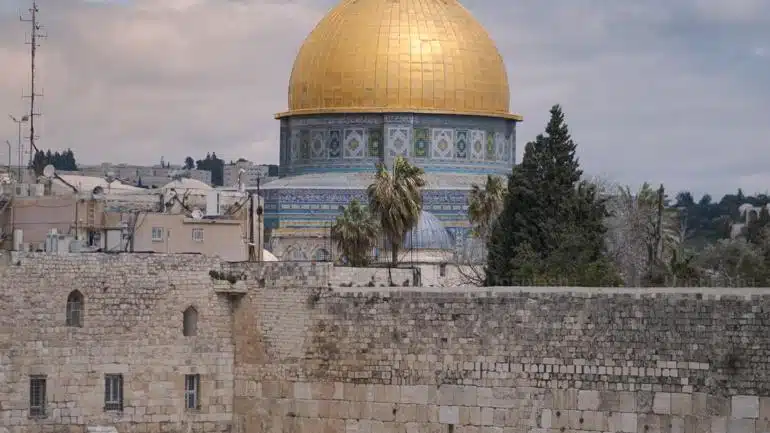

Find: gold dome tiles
<box><xmin>277</xmin><ymin>0</ymin><xmax>521</xmax><ymax>121</ymax></box>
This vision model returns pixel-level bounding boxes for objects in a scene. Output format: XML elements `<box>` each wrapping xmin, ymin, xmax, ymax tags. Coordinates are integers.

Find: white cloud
<box><xmin>0</xmin><ymin>0</ymin><xmax>768</xmax><ymax>198</ymax></box>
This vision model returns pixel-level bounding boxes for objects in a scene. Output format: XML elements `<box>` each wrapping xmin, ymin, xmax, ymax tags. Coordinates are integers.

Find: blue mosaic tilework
<box><xmin>281</xmin><ymin>113</ymin><xmax>517</xmax><ymax>177</ymax></box>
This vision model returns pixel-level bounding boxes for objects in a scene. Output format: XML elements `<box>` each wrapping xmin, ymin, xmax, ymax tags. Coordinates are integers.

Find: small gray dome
<box><xmin>403</xmin><ymin>211</ymin><xmax>453</xmax><ymax>250</ymax></box>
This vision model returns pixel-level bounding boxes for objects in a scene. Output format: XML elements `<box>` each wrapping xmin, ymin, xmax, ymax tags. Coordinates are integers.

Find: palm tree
<box><xmin>331</xmin><ymin>199</ymin><xmax>379</xmax><ymax>267</ymax></box>
<box><xmin>468</xmin><ymin>175</ymin><xmax>507</xmax><ymax>240</ymax></box>
<box><xmin>367</xmin><ymin>156</ymin><xmax>426</xmax><ymax>276</ymax></box>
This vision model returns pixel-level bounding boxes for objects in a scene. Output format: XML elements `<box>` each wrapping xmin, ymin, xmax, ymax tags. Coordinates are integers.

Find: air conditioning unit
<box><xmin>12</xmin><ymin>229</ymin><xmax>23</xmax><ymax>251</ymax></box>
<box><xmin>14</xmin><ymin>184</ymin><xmax>29</xmax><ymax>197</ymax></box>
<box><xmin>30</xmin><ymin>184</ymin><xmax>44</xmax><ymax>197</ymax></box>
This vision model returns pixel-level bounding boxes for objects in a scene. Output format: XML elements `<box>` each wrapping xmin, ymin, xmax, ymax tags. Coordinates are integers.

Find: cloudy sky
<box><xmin>0</xmin><ymin>0</ymin><xmax>768</xmax><ymax>198</ymax></box>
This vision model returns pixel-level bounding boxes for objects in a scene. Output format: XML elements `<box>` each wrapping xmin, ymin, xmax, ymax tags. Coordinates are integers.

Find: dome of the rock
<box><xmin>264</xmin><ymin>0</ymin><xmax>523</xmax><ymax>262</ymax></box>
<box><xmin>277</xmin><ymin>0</ymin><xmax>520</xmax><ymax>120</ymax></box>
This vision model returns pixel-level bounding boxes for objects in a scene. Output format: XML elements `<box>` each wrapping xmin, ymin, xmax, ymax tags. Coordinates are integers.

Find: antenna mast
<box><xmin>20</xmin><ymin>0</ymin><xmax>46</xmax><ymax>167</ymax></box>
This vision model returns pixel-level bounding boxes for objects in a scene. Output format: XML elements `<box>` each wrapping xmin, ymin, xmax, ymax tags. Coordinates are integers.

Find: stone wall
<box><xmin>234</xmin><ymin>285</ymin><xmax>770</xmax><ymax>433</ymax></box>
<box><xmin>0</xmin><ymin>253</ymin><xmax>239</xmax><ymax>433</ymax></box>
<box><xmin>5</xmin><ymin>254</ymin><xmax>770</xmax><ymax>433</ymax></box>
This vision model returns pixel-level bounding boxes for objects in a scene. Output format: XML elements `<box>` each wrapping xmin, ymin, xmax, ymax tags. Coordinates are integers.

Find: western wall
<box><xmin>1</xmin><ymin>252</ymin><xmax>770</xmax><ymax>433</ymax></box>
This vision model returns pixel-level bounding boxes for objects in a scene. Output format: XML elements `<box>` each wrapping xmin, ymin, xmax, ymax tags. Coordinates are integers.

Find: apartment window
<box><xmin>184</xmin><ymin>374</ymin><xmax>200</xmax><ymax>410</ymax></box>
<box><xmin>66</xmin><ymin>290</ymin><xmax>84</xmax><ymax>327</ymax></box>
<box><xmin>29</xmin><ymin>376</ymin><xmax>47</xmax><ymax>417</ymax></box>
<box><xmin>104</xmin><ymin>374</ymin><xmax>124</xmax><ymax>411</ymax></box>
<box><xmin>151</xmin><ymin>227</ymin><xmax>164</xmax><ymax>242</ymax></box>
<box><xmin>191</xmin><ymin>228</ymin><xmax>204</xmax><ymax>242</ymax></box>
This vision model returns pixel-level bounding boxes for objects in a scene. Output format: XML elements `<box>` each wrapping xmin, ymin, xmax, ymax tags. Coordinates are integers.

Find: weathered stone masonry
<box><xmin>0</xmin><ymin>253</ymin><xmax>239</xmax><ymax>433</ymax></box>
<box><xmin>235</xmin><ymin>286</ymin><xmax>770</xmax><ymax>433</ymax></box>
<box><xmin>3</xmin><ymin>253</ymin><xmax>770</xmax><ymax>433</ymax></box>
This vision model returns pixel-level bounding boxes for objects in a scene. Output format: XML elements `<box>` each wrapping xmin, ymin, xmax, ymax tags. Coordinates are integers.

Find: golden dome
<box><xmin>276</xmin><ymin>0</ymin><xmax>521</xmax><ymax>120</ymax></box>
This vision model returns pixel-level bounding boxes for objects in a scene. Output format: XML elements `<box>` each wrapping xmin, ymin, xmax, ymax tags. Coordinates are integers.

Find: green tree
<box><xmin>367</xmin><ymin>156</ymin><xmax>425</xmax><ymax>278</ymax></box>
<box><xmin>195</xmin><ymin>153</ymin><xmax>225</xmax><ymax>186</ymax></box>
<box><xmin>184</xmin><ymin>157</ymin><xmax>195</xmax><ymax>170</ymax></box>
<box><xmin>331</xmin><ymin>199</ymin><xmax>379</xmax><ymax>267</ymax></box>
<box><xmin>486</xmin><ymin>104</ymin><xmax>620</xmax><ymax>286</ymax></box>
<box><xmin>468</xmin><ymin>174</ymin><xmax>507</xmax><ymax>241</ymax></box>
<box><xmin>30</xmin><ymin>148</ymin><xmax>78</xmax><ymax>175</ymax></box>
<box><xmin>698</xmin><ymin>238</ymin><xmax>769</xmax><ymax>286</ymax></box>
<box><xmin>745</xmin><ymin>206</ymin><xmax>770</xmax><ymax>245</ymax></box>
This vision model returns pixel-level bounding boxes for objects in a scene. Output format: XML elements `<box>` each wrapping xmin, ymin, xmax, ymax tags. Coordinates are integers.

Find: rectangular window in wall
<box><xmin>151</xmin><ymin>227</ymin><xmax>164</xmax><ymax>242</ymax></box>
<box><xmin>191</xmin><ymin>228</ymin><xmax>204</xmax><ymax>242</ymax></box>
<box><xmin>104</xmin><ymin>374</ymin><xmax>123</xmax><ymax>411</ymax></box>
<box><xmin>184</xmin><ymin>374</ymin><xmax>200</xmax><ymax>410</ymax></box>
<box><xmin>29</xmin><ymin>375</ymin><xmax>47</xmax><ymax>417</ymax></box>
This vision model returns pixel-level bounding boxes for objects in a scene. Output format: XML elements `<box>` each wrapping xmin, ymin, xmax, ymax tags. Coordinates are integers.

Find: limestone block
<box><xmin>620</xmin><ymin>412</ymin><xmax>638</xmax><ymax>433</ymax></box>
<box><xmin>437</xmin><ymin>385</ymin><xmax>459</xmax><ymax>405</ymax></box>
<box><xmin>756</xmin><ymin>418</ymin><xmax>770</xmax><ymax>432</ymax></box>
<box><xmin>670</xmin><ymin>393</ymin><xmax>693</xmax><ymax>416</ymax></box>
<box><xmin>293</xmin><ymin>382</ymin><xmax>312</xmax><ymax>400</ymax></box>
<box><xmin>467</xmin><ymin>406</ymin><xmax>481</xmax><ymax>426</ymax></box>
<box><xmin>580</xmin><ymin>410</ymin><xmax>607</xmax><ymax>431</ymax></box>
<box><xmin>311</xmin><ymin>382</ymin><xmax>336</xmax><ymax>400</ymax></box>
<box><xmin>477</xmin><ymin>387</ymin><xmax>493</xmax><ymax>407</ymax></box>
<box><xmin>653</xmin><ymin>392</ymin><xmax>671</xmax><ymax>415</ymax></box>
<box><xmin>577</xmin><ymin>390</ymin><xmax>600</xmax><ymax>411</ymax></box>
<box><xmin>374</xmin><ymin>385</ymin><xmax>399</xmax><ymax>403</ymax></box>
<box><xmin>394</xmin><ymin>404</ymin><xmax>417</xmax><ymax>423</ymax></box>
<box><xmin>492</xmin><ymin>408</ymin><xmax>507</xmax><ymax>427</ymax></box>
<box><xmin>457</xmin><ymin>386</ymin><xmax>478</xmax><ymax>406</ymax></box>
<box><xmin>539</xmin><ymin>409</ymin><xmax>552</xmax><ymax>429</ymax></box>
<box><xmin>439</xmin><ymin>406</ymin><xmax>459</xmax><ymax>425</ymax></box>
<box><xmin>480</xmin><ymin>407</ymin><xmax>494</xmax><ymax>426</ymax></box>
<box><xmin>551</xmin><ymin>389</ymin><xmax>578</xmax><ymax>410</ymax></box>
<box><xmin>712</xmin><ymin>416</ymin><xmax>727</xmax><ymax>433</ymax></box>
<box><xmin>669</xmin><ymin>416</ymin><xmax>685</xmax><ymax>433</ymax></box>
<box><xmin>732</xmin><ymin>396</ymin><xmax>759</xmax><ymax>419</ymax></box>
<box><xmin>491</xmin><ymin>387</ymin><xmax>517</xmax><ymax>408</ymax></box>
<box><xmin>727</xmin><ymin>418</ymin><xmax>755</xmax><ymax>433</ymax></box>
<box><xmin>371</xmin><ymin>403</ymin><xmax>395</xmax><ymax>422</ymax></box>
<box><xmin>400</xmin><ymin>386</ymin><xmax>430</xmax><ymax>405</ymax></box>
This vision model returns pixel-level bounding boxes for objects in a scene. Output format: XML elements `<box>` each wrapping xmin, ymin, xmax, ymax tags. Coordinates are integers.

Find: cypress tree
<box><xmin>486</xmin><ymin>105</ymin><xmax>620</xmax><ymax>286</ymax></box>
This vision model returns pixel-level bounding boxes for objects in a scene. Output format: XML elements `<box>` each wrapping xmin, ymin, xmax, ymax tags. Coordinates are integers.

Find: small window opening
<box><xmin>104</xmin><ymin>374</ymin><xmax>124</xmax><ymax>411</ymax></box>
<box><xmin>66</xmin><ymin>290</ymin><xmax>84</xmax><ymax>327</ymax></box>
<box><xmin>439</xmin><ymin>263</ymin><xmax>447</xmax><ymax>277</ymax></box>
<box><xmin>29</xmin><ymin>375</ymin><xmax>47</xmax><ymax>417</ymax></box>
<box><xmin>183</xmin><ymin>306</ymin><xmax>198</xmax><ymax>337</ymax></box>
<box><xmin>184</xmin><ymin>374</ymin><xmax>200</xmax><ymax>410</ymax></box>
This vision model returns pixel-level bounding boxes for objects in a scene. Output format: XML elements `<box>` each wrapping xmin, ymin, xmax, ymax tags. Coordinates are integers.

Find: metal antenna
<box><xmin>20</xmin><ymin>1</ymin><xmax>47</xmax><ymax>166</ymax></box>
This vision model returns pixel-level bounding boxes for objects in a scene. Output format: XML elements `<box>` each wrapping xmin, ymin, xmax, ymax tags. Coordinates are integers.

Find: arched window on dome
<box><xmin>183</xmin><ymin>306</ymin><xmax>198</xmax><ymax>337</ymax></box>
<box><xmin>66</xmin><ymin>290</ymin><xmax>84</xmax><ymax>327</ymax></box>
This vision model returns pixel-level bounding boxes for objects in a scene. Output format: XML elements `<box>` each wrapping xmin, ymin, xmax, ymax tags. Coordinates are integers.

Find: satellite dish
<box><xmin>92</xmin><ymin>186</ymin><xmax>105</xmax><ymax>200</ymax></box>
<box><xmin>191</xmin><ymin>209</ymin><xmax>204</xmax><ymax>220</ymax></box>
<box><xmin>105</xmin><ymin>171</ymin><xmax>116</xmax><ymax>183</ymax></box>
<box><xmin>43</xmin><ymin>164</ymin><xmax>55</xmax><ymax>178</ymax></box>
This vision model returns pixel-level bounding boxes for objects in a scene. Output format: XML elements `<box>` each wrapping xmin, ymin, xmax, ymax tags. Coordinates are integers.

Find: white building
<box><xmin>222</xmin><ymin>161</ymin><xmax>276</xmax><ymax>188</ymax></box>
<box><xmin>62</xmin><ymin>163</ymin><xmax>212</xmax><ymax>189</ymax></box>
